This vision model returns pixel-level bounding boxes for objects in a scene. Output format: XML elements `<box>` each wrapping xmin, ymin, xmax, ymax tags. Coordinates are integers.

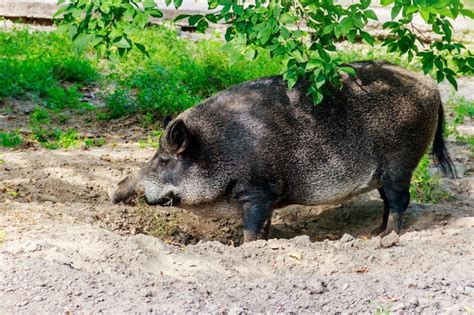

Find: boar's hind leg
<box><xmin>235</xmin><ymin>186</ymin><xmax>275</xmax><ymax>243</ymax></box>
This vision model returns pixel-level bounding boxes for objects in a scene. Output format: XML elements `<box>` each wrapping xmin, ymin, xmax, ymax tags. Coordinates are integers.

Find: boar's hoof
<box><xmin>372</xmin><ymin>213</ymin><xmax>404</xmax><ymax>237</ymax></box>
<box><xmin>243</xmin><ymin>231</ymin><xmax>259</xmax><ymax>243</ymax></box>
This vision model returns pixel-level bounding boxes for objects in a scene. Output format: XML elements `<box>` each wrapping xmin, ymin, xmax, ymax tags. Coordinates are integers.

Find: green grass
<box><xmin>446</xmin><ymin>96</ymin><xmax>474</xmax><ymax>156</ymax></box>
<box><xmin>0</xmin><ymin>29</ymin><xmax>98</xmax><ymax>110</ymax></box>
<box><xmin>97</xmin><ymin>26</ymin><xmax>282</xmax><ymax>120</ymax></box>
<box><xmin>0</xmin><ymin>130</ymin><xmax>23</xmax><ymax>148</ymax></box>
<box><xmin>410</xmin><ymin>155</ymin><xmax>452</xmax><ymax>204</ymax></box>
<box><xmin>1</xmin><ymin>25</ymin><xmax>467</xmax><ymax>123</ymax></box>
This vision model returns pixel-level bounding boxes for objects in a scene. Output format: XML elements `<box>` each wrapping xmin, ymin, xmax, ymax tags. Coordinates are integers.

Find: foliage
<box><xmin>29</xmin><ymin>106</ymin><xmax>100</xmax><ymax>149</ymax></box>
<box><xmin>445</xmin><ymin>96</ymin><xmax>474</xmax><ymax>155</ymax></box>
<box><xmin>30</xmin><ymin>106</ymin><xmax>51</xmax><ymax>125</ymax></box>
<box><xmin>101</xmin><ymin>89</ymin><xmax>136</xmax><ymax>119</ymax></box>
<box><xmin>0</xmin><ymin>130</ymin><xmax>23</xmax><ymax>148</ymax></box>
<box><xmin>56</xmin><ymin>0</ymin><xmax>474</xmax><ymax>104</ymax></box>
<box><xmin>138</xmin><ymin>130</ymin><xmax>162</xmax><ymax>149</ymax></box>
<box><xmin>54</xmin><ymin>0</ymin><xmax>163</xmax><ymax>59</ymax></box>
<box><xmin>84</xmin><ymin>137</ymin><xmax>106</xmax><ymax>149</ymax></box>
<box><xmin>452</xmin><ymin>96</ymin><xmax>474</xmax><ymax>124</ymax></box>
<box><xmin>410</xmin><ymin>155</ymin><xmax>451</xmax><ymax>203</ymax></box>
<box><xmin>98</xmin><ymin>26</ymin><xmax>280</xmax><ymax>119</ymax></box>
<box><xmin>0</xmin><ymin>29</ymin><xmax>99</xmax><ymax>107</ymax></box>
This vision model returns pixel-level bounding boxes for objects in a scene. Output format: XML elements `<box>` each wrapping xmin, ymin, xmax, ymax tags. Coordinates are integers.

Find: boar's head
<box><xmin>109</xmin><ymin>118</ymin><xmax>231</xmax><ymax>212</ymax></box>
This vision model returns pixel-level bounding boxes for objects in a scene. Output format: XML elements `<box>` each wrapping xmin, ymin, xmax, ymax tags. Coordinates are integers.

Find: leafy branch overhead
<box><xmin>55</xmin><ymin>0</ymin><xmax>474</xmax><ymax>103</ymax></box>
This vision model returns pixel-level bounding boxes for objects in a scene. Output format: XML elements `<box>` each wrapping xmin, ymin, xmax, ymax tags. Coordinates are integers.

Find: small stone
<box><xmin>340</xmin><ymin>233</ymin><xmax>355</xmax><ymax>242</ymax></box>
<box><xmin>291</xmin><ymin>235</ymin><xmax>311</xmax><ymax>245</ymax></box>
<box><xmin>380</xmin><ymin>231</ymin><xmax>400</xmax><ymax>248</ymax></box>
<box><xmin>308</xmin><ymin>280</ymin><xmax>326</xmax><ymax>294</ymax></box>
<box><xmin>228</xmin><ymin>306</ymin><xmax>246</xmax><ymax>315</ymax></box>
<box><xmin>32</xmin><ymin>296</ymin><xmax>42</xmax><ymax>302</ymax></box>
<box><xmin>267</xmin><ymin>240</ymin><xmax>281</xmax><ymax>250</ymax></box>
<box><xmin>408</xmin><ymin>297</ymin><xmax>419</xmax><ymax>306</ymax></box>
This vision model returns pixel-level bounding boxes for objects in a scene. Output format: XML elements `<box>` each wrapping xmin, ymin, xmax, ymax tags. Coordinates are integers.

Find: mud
<box><xmin>1</xmin><ymin>80</ymin><xmax>473</xmax><ymax>312</ymax></box>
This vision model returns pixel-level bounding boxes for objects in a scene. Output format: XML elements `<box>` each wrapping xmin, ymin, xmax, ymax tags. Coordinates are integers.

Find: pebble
<box><xmin>228</xmin><ymin>306</ymin><xmax>246</xmax><ymax>315</ymax></box>
<box><xmin>308</xmin><ymin>280</ymin><xmax>326</xmax><ymax>294</ymax></box>
<box><xmin>380</xmin><ymin>231</ymin><xmax>400</xmax><ymax>248</ymax></box>
<box><xmin>408</xmin><ymin>297</ymin><xmax>419</xmax><ymax>306</ymax></box>
<box><xmin>340</xmin><ymin>233</ymin><xmax>355</xmax><ymax>242</ymax></box>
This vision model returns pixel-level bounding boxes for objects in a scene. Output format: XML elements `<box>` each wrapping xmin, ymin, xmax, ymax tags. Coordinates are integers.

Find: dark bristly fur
<box><xmin>110</xmin><ymin>60</ymin><xmax>457</xmax><ymax>242</ymax></box>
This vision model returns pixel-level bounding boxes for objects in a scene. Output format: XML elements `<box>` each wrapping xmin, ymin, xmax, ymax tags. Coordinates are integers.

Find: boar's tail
<box><xmin>432</xmin><ymin>104</ymin><xmax>457</xmax><ymax>178</ymax></box>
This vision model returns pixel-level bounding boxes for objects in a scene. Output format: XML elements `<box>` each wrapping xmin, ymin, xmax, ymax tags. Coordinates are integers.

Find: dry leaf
<box><xmin>289</xmin><ymin>253</ymin><xmax>303</xmax><ymax>260</ymax></box>
<box><xmin>355</xmin><ymin>266</ymin><xmax>369</xmax><ymax>273</ymax></box>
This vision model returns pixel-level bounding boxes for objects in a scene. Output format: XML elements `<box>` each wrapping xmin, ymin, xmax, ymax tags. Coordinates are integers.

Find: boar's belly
<box><xmin>180</xmin><ymin>199</ymin><xmax>242</xmax><ymax>219</ymax></box>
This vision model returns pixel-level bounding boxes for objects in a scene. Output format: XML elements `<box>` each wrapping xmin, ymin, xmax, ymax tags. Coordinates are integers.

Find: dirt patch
<box><xmin>1</xmin><ymin>79</ymin><xmax>473</xmax><ymax>312</ymax></box>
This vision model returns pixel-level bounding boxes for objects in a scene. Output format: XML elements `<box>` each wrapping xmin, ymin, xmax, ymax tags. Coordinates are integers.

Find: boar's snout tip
<box><xmin>108</xmin><ymin>182</ymin><xmax>143</xmax><ymax>205</ymax></box>
<box><xmin>108</xmin><ymin>185</ymin><xmax>120</xmax><ymax>204</ymax></box>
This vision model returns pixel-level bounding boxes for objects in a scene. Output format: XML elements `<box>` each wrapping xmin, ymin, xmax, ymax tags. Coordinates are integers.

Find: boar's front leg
<box><xmin>372</xmin><ymin>181</ymin><xmax>410</xmax><ymax>236</ymax></box>
<box><xmin>234</xmin><ymin>185</ymin><xmax>275</xmax><ymax>243</ymax></box>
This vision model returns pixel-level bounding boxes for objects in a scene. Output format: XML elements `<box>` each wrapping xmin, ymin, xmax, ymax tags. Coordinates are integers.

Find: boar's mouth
<box><xmin>144</xmin><ymin>191</ymin><xmax>181</xmax><ymax>207</ymax></box>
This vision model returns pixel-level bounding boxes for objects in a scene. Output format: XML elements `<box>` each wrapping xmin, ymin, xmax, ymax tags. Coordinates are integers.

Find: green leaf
<box><xmin>134</xmin><ymin>42</ymin><xmax>150</xmax><ymax>58</ymax></box>
<box><xmin>436</xmin><ymin>70</ymin><xmax>445</xmax><ymax>83</ymax></box>
<box><xmin>143</xmin><ymin>0</ymin><xmax>156</xmax><ymax>9</ymax></box>
<box><xmin>148</xmin><ymin>9</ymin><xmax>163</xmax><ymax>18</ymax></box>
<box><xmin>306</xmin><ymin>58</ymin><xmax>322</xmax><ymax>71</ymax></box>
<box><xmin>380</xmin><ymin>0</ymin><xmax>395</xmax><ymax>5</ymax></box>
<box><xmin>174</xmin><ymin>0</ymin><xmax>183</xmax><ymax>8</ymax></box>
<box><xmin>460</xmin><ymin>9</ymin><xmax>474</xmax><ymax>19</ymax></box>
<box><xmin>352</xmin><ymin>14</ymin><xmax>365</xmax><ymax>29</ymax></box>
<box><xmin>312</xmin><ymin>90</ymin><xmax>324</xmax><ymax>104</ymax></box>
<box><xmin>284</xmin><ymin>70</ymin><xmax>298</xmax><ymax>90</ymax></box>
<box><xmin>364</xmin><ymin>9</ymin><xmax>378</xmax><ymax>20</ymax></box>
<box><xmin>113</xmin><ymin>36</ymin><xmax>131</xmax><ymax>49</ymax></box>
<box><xmin>391</xmin><ymin>3</ymin><xmax>402</xmax><ymax>20</ymax></box>
<box><xmin>174</xmin><ymin>14</ymin><xmax>190</xmax><ymax>22</ymax></box>
<box><xmin>347</xmin><ymin>29</ymin><xmax>357</xmax><ymax>42</ymax></box>
<box><xmin>322</xmin><ymin>24</ymin><xmax>335</xmax><ymax>35</ymax></box>
<box><xmin>244</xmin><ymin>47</ymin><xmax>256</xmax><ymax>60</ymax></box>
<box><xmin>340</xmin><ymin>17</ymin><xmax>353</xmax><ymax>36</ymax></box>
<box><xmin>446</xmin><ymin>74</ymin><xmax>458</xmax><ymax>90</ymax></box>
<box><xmin>233</xmin><ymin>4</ymin><xmax>244</xmax><ymax>15</ymax></box>
<box><xmin>339</xmin><ymin>66</ymin><xmax>357</xmax><ymax>76</ymax></box>
<box><xmin>420</xmin><ymin>9</ymin><xmax>430</xmax><ymax>22</ymax></box>
<box><xmin>360</xmin><ymin>31</ymin><xmax>374</xmax><ymax>46</ymax></box>
<box><xmin>315</xmin><ymin>72</ymin><xmax>326</xmax><ymax>89</ymax></box>
<box><xmin>442</xmin><ymin>22</ymin><xmax>452</xmax><ymax>42</ymax></box>
<box><xmin>206</xmin><ymin>13</ymin><xmax>219</xmax><ymax>23</ymax></box>
<box><xmin>422</xmin><ymin>61</ymin><xmax>433</xmax><ymax>74</ymax></box>
<box><xmin>188</xmin><ymin>15</ymin><xmax>202</xmax><ymax>26</ymax></box>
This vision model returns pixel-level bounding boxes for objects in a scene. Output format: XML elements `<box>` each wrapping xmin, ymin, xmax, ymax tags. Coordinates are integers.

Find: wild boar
<box><xmin>109</xmin><ymin>61</ymin><xmax>456</xmax><ymax>242</ymax></box>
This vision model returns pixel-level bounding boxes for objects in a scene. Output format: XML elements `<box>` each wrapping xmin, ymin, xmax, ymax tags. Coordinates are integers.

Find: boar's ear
<box><xmin>166</xmin><ymin>119</ymin><xmax>189</xmax><ymax>155</ymax></box>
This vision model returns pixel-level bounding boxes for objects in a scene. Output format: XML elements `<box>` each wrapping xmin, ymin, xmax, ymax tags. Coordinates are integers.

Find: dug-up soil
<box><xmin>0</xmin><ymin>80</ymin><xmax>473</xmax><ymax>313</ymax></box>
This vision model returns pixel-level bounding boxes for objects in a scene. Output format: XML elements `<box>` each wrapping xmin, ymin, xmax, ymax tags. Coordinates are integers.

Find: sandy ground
<box><xmin>1</xmin><ymin>79</ymin><xmax>473</xmax><ymax>312</ymax></box>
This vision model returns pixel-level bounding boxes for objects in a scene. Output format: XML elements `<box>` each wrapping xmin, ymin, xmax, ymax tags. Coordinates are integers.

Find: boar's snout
<box><xmin>109</xmin><ymin>173</ymin><xmax>143</xmax><ymax>205</ymax></box>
